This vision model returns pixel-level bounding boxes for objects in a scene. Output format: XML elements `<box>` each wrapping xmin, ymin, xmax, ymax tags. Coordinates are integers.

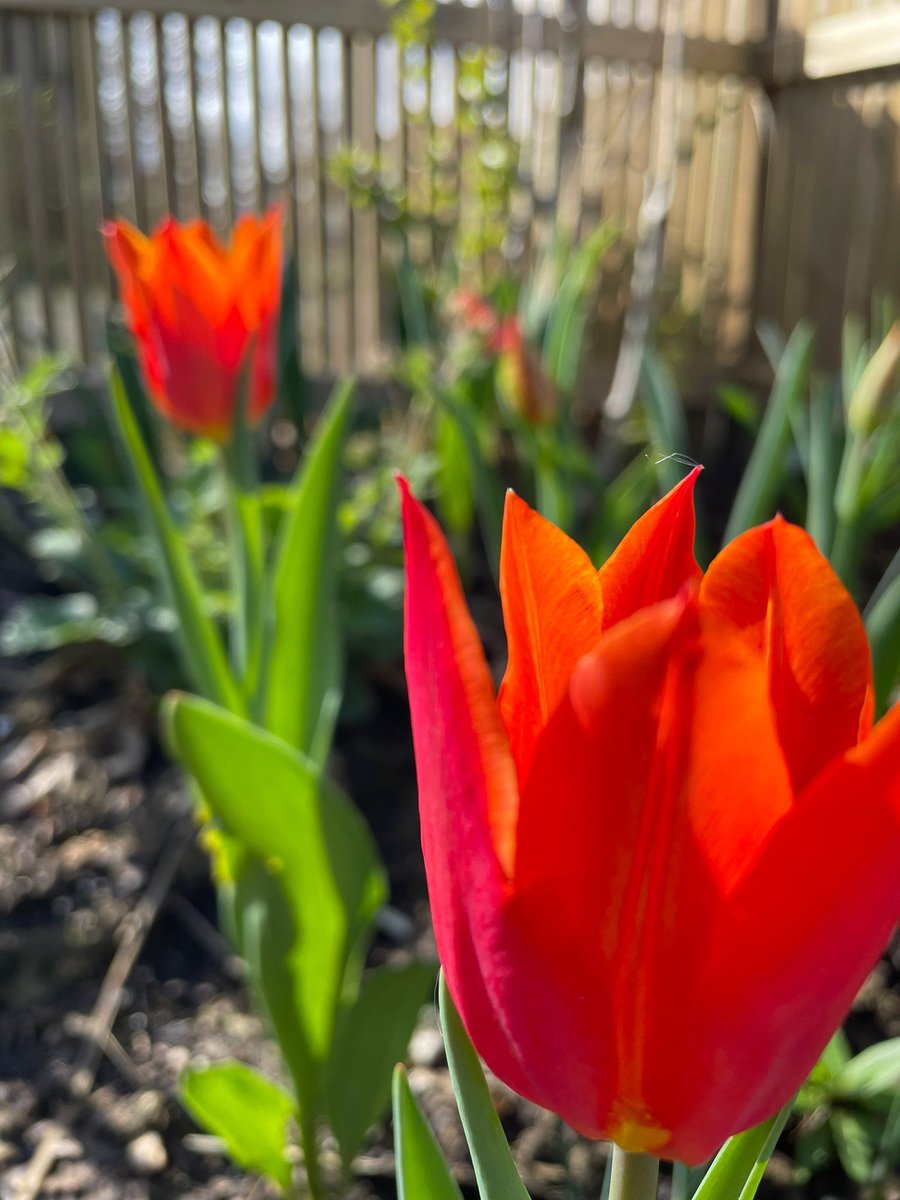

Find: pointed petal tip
<box><xmin>679</xmin><ymin>462</ymin><xmax>703</xmax><ymax>493</ymax></box>
<box><xmin>396</xmin><ymin>475</ymin><xmax>422</xmax><ymax>523</ymax></box>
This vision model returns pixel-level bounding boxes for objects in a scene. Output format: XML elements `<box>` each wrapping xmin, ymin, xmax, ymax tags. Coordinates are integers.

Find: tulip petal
<box><xmin>511</xmin><ymin>591</ymin><xmax>793</xmax><ymax>1151</ymax></box>
<box><xmin>399</xmin><ymin>481</ymin><xmax>531</xmax><ymax>1097</ymax></box>
<box><xmin>156</xmin><ymin>220</ymin><xmax>234</xmax><ymax>326</ymax></box>
<box><xmin>680</xmin><ymin>701</ymin><xmax>900</xmax><ymax>1164</ymax></box>
<box><xmin>701</xmin><ymin>517</ymin><xmax>874</xmax><ymax>792</ymax></box>
<box><xmin>231</xmin><ymin>208</ymin><xmax>283</xmax><ymax>330</ymax></box>
<box><xmin>597</xmin><ymin>466</ymin><xmax>702</xmax><ymax>630</ymax></box>
<box><xmin>103</xmin><ymin>219</ymin><xmax>155</xmax><ymax>337</ymax></box>
<box><xmin>497</xmin><ymin>491</ymin><xmax>604</xmax><ymax>786</ymax></box>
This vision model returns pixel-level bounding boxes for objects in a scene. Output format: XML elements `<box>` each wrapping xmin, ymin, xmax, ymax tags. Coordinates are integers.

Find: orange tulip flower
<box><xmin>400</xmin><ymin>469</ymin><xmax>900</xmax><ymax>1165</ymax></box>
<box><xmin>104</xmin><ymin>209</ymin><xmax>282</xmax><ymax>440</ymax></box>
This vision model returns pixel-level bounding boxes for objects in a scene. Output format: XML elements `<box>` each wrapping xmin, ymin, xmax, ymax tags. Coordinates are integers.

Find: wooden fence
<box><xmin>0</xmin><ymin>0</ymin><xmax>898</xmax><ymax>378</ymax></box>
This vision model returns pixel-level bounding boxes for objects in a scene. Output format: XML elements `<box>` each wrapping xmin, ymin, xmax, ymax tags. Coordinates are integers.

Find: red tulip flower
<box><xmin>400</xmin><ymin>469</ymin><xmax>900</xmax><ymax>1165</ymax></box>
<box><xmin>104</xmin><ymin>209</ymin><xmax>282</xmax><ymax>440</ymax></box>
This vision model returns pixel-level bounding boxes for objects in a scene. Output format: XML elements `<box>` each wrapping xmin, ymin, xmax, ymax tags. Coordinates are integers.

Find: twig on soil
<box><xmin>63</xmin><ymin>1014</ymin><xmax>149</xmax><ymax>1090</ymax></box>
<box><xmin>12</xmin><ymin>817</ymin><xmax>192</xmax><ymax>1200</ymax></box>
<box><xmin>70</xmin><ymin>817</ymin><xmax>192</xmax><ymax>1098</ymax></box>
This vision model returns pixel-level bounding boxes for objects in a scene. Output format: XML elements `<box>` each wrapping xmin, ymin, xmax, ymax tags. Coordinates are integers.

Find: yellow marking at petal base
<box><xmin>608</xmin><ymin>1100</ymin><xmax>670</xmax><ymax>1155</ymax></box>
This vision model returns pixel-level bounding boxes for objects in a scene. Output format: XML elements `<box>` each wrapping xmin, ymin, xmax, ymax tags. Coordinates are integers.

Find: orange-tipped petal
<box><xmin>156</xmin><ymin>219</ymin><xmax>234</xmax><ymax>326</ymax></box>
<box><xmin>597</xmin><ymin>466</ymin><xmax>702</xmax><ymax>630</ymax></box>
<box><xmin>497</xmin><ymin>491</ymin><xmax>603</xmax><ymax>786</ymax></box>
<box><xmin>510</xmin><ymin>591</ymin><xmax>793</xmax><ymax>1155</ymax></box>
<box><xmin>400</xmin><ymin>479</ymin><xmax>532</xmax><ymax>1097</ymax></box>
<box><xmin>103</xmin><ymin>218</ymin><xmax>155</xmax><ymax>336</ymax></box>
<box><xmin>701</xmin><ymin>517</ymin><xmax>874</xmax><ymax>792</ymax></box>
<box><xmin>231</xmin><ymin>206</ymin><xmax>283</xmax><ymax>326</ymax></box>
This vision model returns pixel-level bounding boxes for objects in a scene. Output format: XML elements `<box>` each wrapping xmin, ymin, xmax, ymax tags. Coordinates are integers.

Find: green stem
<box><xmin>608</xmin><ymin>1148</ymin><xmax>660</xmax><ymax>1200</ymax></box>
<box><xmin>830</xmin><ymin>514</ymin><xmax>864</xmax><ymax>591</ymax></box>
<box><xmin>220</xmin><ymin>449</ymin><xmax>264</xmax><ymax>693</ymax></box>
<box><xmin>831</xmin><ymin>430</ymin><xmax>869</xmax><ymax>589</ymax></box>
<box><xmin>108</xmin><ymin>368</ymin><xmax>245</xmax><ymax>713</ymax></box>
<box><xmin>298</xmin><ymin>1112</ymin><xmax>327</xmax><ymax>1200</ymax></box>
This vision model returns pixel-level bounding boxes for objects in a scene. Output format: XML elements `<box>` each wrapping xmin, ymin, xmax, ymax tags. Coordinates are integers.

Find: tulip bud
<box><xmin>493</xmin><ymin>317</ymin><xmax>559</xmax><ymax>427</ymax></box>
<box><xmin>847</xmin><ymin>321</ymin><xmax>900</xmax><ymax>438</ymax></box>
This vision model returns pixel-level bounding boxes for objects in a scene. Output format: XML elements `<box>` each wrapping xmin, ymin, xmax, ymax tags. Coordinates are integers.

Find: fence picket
<box><xmin>0</xmin><ymin>0</ymin><xmax>896</xmax><ymax>377</ymax></box>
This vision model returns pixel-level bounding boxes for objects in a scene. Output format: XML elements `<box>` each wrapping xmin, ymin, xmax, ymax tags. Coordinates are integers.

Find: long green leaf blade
<box><xmin>393</xmin><ymin>1065</ymin><xmax>464</xmax><ymax>1200</ymax></box>
<box><xmin>639</xmin><ymin>348</ymin><xmax>692</xmax><ymax>492</ymax></box>
<box><xmin>725</xmin><ymin>322</ymin><xmax>814</xmax><ymax>543</ymax></box>
<box><xmin>327</xmin><ymin>961</ymin><xmax>436</xmax><ymax>1170</ymax></box>
<box><xmin>866</xmin><ymin>548</ymin><xmax>900</xmax><ymax>716</ymax></box>
<box><xmin>542</xmin><ymin>222</ymin><xmax>617</xmax><ymax>394</ymax></box>
<box><xmin>805</xmin><ymin>378</ymin><xmax>839</xmax><ymax>556</ymax></box>
<box><xmin>439</xmin><ymin>972</ymin><xmax>531</xmax><ymax>1200</ymax></box>
<box><xmin>262</xmin><ymin>378</ymin><xmax>354</xmax><ymax>756</ymax></box>
<box><xmin>108</xmin><ymin>368</ymin><xmax>244</xmax><ymax>713</ymax></box>
<box><xmin>692</xmin><ymin>1102</ymin><xmax>792</xmax><ymax>1200</ymax></box>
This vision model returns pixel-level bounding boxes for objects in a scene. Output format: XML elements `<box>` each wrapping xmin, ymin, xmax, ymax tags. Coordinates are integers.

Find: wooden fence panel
<box><xmin>0</xmin><ymin>0</ymin><xmax>897</xmax><ymax>379</ymax></box>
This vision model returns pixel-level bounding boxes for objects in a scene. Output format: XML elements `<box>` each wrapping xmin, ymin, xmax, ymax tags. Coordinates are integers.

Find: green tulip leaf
<box><xmin>108</xmin><ymin>368</ymin><xmax>244</xmax><ymax>713</ymax></box>
<box><xmin>327</xmin><ymin>961</ymin><xmax>437</xmax><ymax>1170</ymax></box>
<box><xmin>866</xmin><ymin>549</ymin><xmax>900</xmax><ymax>717</ymax></box>
<box><xmin>393</xmin><ymin>1065</ymin><xmax>464</xmax><ymax>1200</ymax></box>
<box><xmin>439</xmin><ymin>972</ymin><xmax>531</xmax><ymax>1200</ymax></box>
<box><xmin>691</xmin><ymin>1101</ymin><xmax>792</xmax><ymax>1200</ymax></box>
<box><xmin>639</xmin><ymin>348</ymin><xmax>692</xmax><ymax>494</ymax></box>
<box><xmin>164</xmin><ymin>692</ymin><xmax>386</xmax><ymax>1113</ymax></box>
<box><xmin>180</xmin><ymin>1060</ymin><xmax>294</xmax><ymax>1189</ymax></box>
<box><xmin>261</xmin><ymin>377</ymin><xmax>354</xmax><ymax>761</ymax></box>
<box><xmin>725</xmin><ymin>321</ymin><xmax>814</xmax><ymax>543</ymax></box>
<box><xmin>542</xmin><ymin>221</ymin><xmax>617</xmax><ymax>395</ymax></box>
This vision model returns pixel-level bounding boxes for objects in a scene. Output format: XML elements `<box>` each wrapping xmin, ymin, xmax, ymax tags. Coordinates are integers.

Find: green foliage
<box><xmin>109</xmin><ymin>369</ymin><xmax>245</xmax><ymax>714</ymax></box>
<box><xmin>165</xmin><ymin>695</ymin><xmax>385</xmax><ymax>1107</ymax></box>
<box><xmin>384</xmin><ymin>0</ymin><xmax>436</xmax><ymax>50</ymax></box>
<box><xmin>393</xmin><ymin>1065</ymin><xmax>464</xmax><ymax>1200</ymax></box>
<box><xmin>261</xmin><ymin>378</ymin><xmax>354</xmax><ymax>760</ymax></box>
<box><xmin>541</xmin><ymin>223</ymin><xmax>619</xmax><ymax>395</ymax></box>
<box><xmin>725</xmin><ymin>322</ymin><xmax>814</xmax><ymax>542</ymax></box>
<box><xmin>688</xmin><ymin>1106</ymin><xmax>792</xmax><ymax>1200</ymax></box>
<box><xmin>180</xmin><ymin>1061</ymin><xmax>294</xmax><ymax>1189</ymax></box>
<box><xmin>866</xmin><ymin>549</ymin><xmax>900</xmax><ymax>718</ymax></box>
<box><xmin>165</xmin><ymin>694</ymin><xmax>430</xmax><ymax>1188</ymax></box>
<box><xmin>327</xmin><ymin>962</ymin><xmax>436</xmax><ymax>1168</ymax></box>
<box><xmin>792</xmin><ymin>1032</ymin><xmax>900</xmax><ymax>1186</ymax></box>
<box><xmin>439</xmin><ymin>973</ymin><xmax>532</xmax><ymax>1200</ymax></box>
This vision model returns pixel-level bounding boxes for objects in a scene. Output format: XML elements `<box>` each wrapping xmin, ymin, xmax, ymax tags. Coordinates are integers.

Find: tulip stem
<box><xmin>298</xmin><ymin>1111</ymin><xmax>327</xmax><ymax>1200</ymax></box>
<box><xmin>608</xmin><ymin>1148</ymin><xmax>660</xmax><ymax>1200</ymax></box>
